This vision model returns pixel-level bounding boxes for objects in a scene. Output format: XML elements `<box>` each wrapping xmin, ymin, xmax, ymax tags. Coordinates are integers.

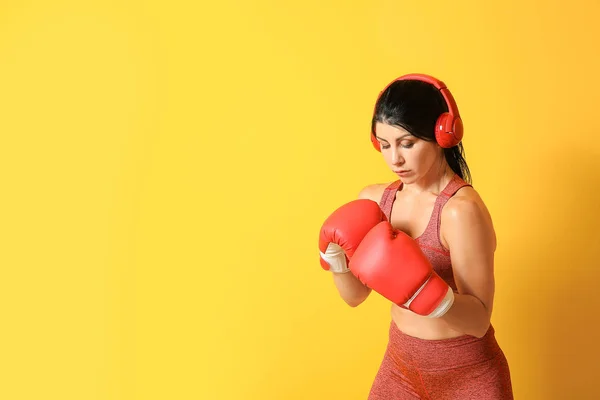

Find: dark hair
<box><xmin>371</xmin><ymin>79</ymin><xmax>472</xmax><ymax>184</ymax></box>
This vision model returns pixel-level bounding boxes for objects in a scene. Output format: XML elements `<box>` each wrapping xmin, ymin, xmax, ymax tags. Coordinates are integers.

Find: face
<box><xmin>374</xmin><ymin>122</ymin><xmax>443</xmax><ymax>183</ymax></box>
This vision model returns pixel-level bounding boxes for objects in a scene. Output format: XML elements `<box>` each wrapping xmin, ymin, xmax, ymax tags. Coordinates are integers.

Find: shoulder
<box><xmin>442</xmin><ymin>186</ymin><xmax>497</xmax><ymax>250</ymax></box>
<box><xmin>357</xmin><ymin>182</ymin><xmax>394</xmax><ymax>202</ymax></box>
<box><xmin>443</xmin><ymin>186</ymin><xmax>486</xmax><ymax>220</ymax></box>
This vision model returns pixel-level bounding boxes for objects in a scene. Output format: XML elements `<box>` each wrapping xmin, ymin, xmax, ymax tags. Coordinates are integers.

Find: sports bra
<box><xmin>377</xmin><ymin>174</ymin><xmax>472</xmax><ymax>291</ymax></box>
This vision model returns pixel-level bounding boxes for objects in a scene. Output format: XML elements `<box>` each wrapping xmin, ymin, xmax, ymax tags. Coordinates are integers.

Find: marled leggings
<box><xmin>368</xmin><ymin>321</ymin><xmax>513</xmax><ymax>400</ymax></box>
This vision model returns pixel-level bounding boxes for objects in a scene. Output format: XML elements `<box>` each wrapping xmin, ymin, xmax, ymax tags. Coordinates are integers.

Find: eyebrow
<box><xmin>375</xmin><ymin>133</ymin><xmax>413</xmax><ymax>143</ymax></box>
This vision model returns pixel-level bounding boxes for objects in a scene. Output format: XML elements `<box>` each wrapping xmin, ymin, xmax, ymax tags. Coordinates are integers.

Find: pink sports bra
<box><xmin>378</xmin><ymin>174</ymin><xmax>472</xmax><ymax>291</ymax></box>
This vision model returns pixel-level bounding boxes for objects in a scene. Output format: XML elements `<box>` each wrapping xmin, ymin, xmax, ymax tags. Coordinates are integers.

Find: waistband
<box><xmin>386</xmin><ymin>320</ymin><xmax>503</xmax><ymax>371</ymax></box>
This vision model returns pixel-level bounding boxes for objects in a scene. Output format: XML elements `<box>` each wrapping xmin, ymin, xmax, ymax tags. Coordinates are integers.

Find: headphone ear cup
<box><xmin>435</xmin><ymin>113</ymin><xmax>463</xmax><ymax>148</ymax></box>
<box><xmin>371</xmin><ymin>133</ymin><xmax>381</xmax><ymax>152</ymax></box>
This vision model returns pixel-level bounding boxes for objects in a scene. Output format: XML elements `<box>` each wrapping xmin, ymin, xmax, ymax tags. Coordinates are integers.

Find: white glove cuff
<box><xmin>426</xmin><ymin>287</ymin><xmax>455</xmax><ymax>318</ymax></box>
<box><xmin>319</xmin><ymin>243</ymin><xmax>350</xmax><ymax>274</ymax></box>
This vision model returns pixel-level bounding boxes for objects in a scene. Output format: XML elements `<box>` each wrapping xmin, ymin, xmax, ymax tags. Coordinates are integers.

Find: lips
<box><xmin>394</xmin><ymin>170</ymin><xmax>410</xmax><ymax>176</ymax></box>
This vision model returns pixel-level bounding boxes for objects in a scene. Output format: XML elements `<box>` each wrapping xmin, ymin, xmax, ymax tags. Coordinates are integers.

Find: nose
<box><xmin>391</xmin><ymin>148</ymin><xmax>404</xmax><ymax>166</ymax></box>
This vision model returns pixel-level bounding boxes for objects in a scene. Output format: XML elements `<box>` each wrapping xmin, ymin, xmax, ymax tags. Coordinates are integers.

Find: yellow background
<box><xmin>1</xmin><ymin>0</ymin><xmax>599</xmax><ymax>399</ymax></box>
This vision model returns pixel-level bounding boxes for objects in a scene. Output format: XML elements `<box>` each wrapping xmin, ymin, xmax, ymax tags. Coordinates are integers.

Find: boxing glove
<box><xmin>349</xmin><ymin>221</ymin><xmax>454</xmax><ymax>317</ymax></box>
<box><xmin>319</xmin><ymin>199</ymin><xmax>387</xmax><ymax>273</ymax></box>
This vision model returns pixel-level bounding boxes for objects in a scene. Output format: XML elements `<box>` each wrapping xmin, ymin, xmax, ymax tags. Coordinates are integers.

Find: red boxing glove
<box><xmin>350</xmin><ymin>221</ymin><xmax>454</xmax><ymax>317</ymax></box>
<box><xmin>319</xmin><ymin>199</ymin><xmax>387</xmax><ymax>273</ymax></box>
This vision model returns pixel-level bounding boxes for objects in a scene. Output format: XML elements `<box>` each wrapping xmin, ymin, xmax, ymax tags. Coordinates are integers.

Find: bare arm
<box><xmin>438</xmin><ymin>194</ymin><xmax>497</xmax><ymax>338</ymax></box>
<box><xmin>331</xmin><ymin>271</ymin><xmax>372</xmax><ymax>307</ymax></box>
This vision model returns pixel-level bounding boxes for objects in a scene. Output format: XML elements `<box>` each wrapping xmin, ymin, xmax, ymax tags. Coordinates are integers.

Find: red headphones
<box><xmin>370</xmin><ymin>73</ymin><xmax>463</xmax><ymax>150</ymax></box>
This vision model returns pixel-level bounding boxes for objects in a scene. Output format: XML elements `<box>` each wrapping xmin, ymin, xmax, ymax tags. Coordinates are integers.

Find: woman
<box><xmin>318</xmin><ymin>74</ymin><xmax>513</xmax><ymax>399</ymax></box>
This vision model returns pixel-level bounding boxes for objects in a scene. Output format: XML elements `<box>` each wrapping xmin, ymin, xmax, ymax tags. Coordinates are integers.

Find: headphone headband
<box><xmin>371</xmin><ymin>73</ymin><xmax>463</xmax><ymax>149</ymax></box>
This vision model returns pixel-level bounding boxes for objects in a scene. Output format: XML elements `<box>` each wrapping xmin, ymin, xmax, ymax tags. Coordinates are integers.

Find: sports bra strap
<box><xmin>378</xmin><ymin>180</ymin><xmax>402</xmax><ymax>221</ymax></box>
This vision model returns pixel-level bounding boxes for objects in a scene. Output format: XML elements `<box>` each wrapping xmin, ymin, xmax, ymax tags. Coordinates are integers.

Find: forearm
<box><xmin>440</xmin><ymin>292</ymin><xmax>491</xmax><ymax>338</ymax></box>
<box><xmin>332</xmin><ymin>272</ymin><xmax>371</xmax><ymax>307</ymax></box>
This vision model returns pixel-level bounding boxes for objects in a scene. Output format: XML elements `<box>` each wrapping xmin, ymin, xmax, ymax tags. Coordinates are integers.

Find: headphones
<box><xmin>370</xmin><ymin>73</ymin><xmax>463</xmax><ymax>150</ymax></box>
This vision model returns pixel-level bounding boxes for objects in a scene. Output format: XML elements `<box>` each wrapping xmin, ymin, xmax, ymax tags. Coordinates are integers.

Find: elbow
<box><xmin>471</xmin><ymin>300</ymin><xmax>493</xmax><ymax>338</ymax></box>
<box><xmin>472</xmin><ymin>330</ymin><xmax>486</xmax><ymax>339</ymax></box>
<box><xmin>472</xmin><ymin>320</ymin><xmax>491</xmax><ymax>338</ymax></box>
<box><xmin>343</xmin><ymin>292</ymin><xmax>370</xmax><ymax>308</ymax></box>
<box><xmin>335</xmin><ymin>281</ymin><xmax>372</xmax><ymax>307</ymax></box>
<box><xmin>344</xmin><ymin>297</ymin><xmax>365</xmax><ymax>308</ymax></box>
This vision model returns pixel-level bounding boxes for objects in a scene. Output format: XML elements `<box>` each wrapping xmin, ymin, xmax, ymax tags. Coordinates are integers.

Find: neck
<box><xmin>403</xmin><ymin>161</ymin><xmax>455</xmax><ymax>195</ymax></box>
